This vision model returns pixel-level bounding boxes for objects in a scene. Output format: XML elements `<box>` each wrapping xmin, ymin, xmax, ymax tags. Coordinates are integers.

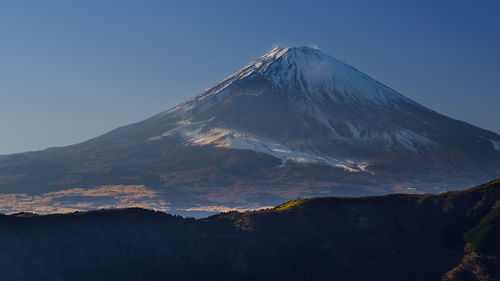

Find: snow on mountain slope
<box><xmin>164</xmin><ymin>47</ymin><xmax>428</xmax><ymax>115</ymax></box>
<box><xmin>147</xmin><ymin>47</ymin><xmax>496</xmax><ymax>171</ymax></box>
<box><xmin>151</xmin><ymin>123</ymin><xmax>370</xmax><ymax>171</ymax></box>
<box><xmin>491</xmin><ymin>139</ymin><xmax>500</xmax><ymax>151</ymax></box>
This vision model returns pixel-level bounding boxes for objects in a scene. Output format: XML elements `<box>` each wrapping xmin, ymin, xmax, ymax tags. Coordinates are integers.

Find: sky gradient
<box><xmin>1</xmin><ymin>0</ymin><xmax>499</xmax><ymax>155</ymax></box>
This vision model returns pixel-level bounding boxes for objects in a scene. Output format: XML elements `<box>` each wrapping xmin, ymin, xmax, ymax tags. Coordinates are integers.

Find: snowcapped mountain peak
<box><xmin>150</xmin><ymin>47</ymin><xmax>500</xmax><ymax>172</ymax></box>
<box><xmin>166</xmin><ymin>46</ymin><xmax>416</xmax><ymax>117</ymax></box>
<box><xmin>237</xmin><ymin>46</ymin><xmax>345</xmax><ymax>83</ymax></box>
<box><xmin>216</xmin><ymin>46</ymin><xmax>419</xmax><ymax>107</ymax></box>
<box><xmin>260</xmin><ymin>46</ymin><xmax>324</xmax><ymax>60</ymax></box>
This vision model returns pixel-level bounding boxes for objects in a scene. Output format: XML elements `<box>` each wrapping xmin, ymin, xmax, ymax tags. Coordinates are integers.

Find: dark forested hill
<box><xmin>1</xmin><ymin>179</ymin><xmax>499</xmax><ymax>281</ymax></box>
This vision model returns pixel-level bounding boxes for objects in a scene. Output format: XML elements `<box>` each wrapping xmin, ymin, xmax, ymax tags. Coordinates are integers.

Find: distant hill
<box><xmin>1</xmin><ymin>179</ymin><xmax>499</xmax><ymax>281</ymax></box>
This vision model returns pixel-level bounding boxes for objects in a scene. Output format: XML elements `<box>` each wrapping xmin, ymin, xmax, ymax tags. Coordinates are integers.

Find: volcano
<box><xmin>1</xmin><ymin>47</ymin><xmax>499</xmax><ymax>215</ymax></box>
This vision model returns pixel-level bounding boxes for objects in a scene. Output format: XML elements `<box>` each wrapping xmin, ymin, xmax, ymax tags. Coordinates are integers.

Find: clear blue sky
<box><xmin>1</xmin><ymin>0</ymin><xmax>499</xmax><ymax>155</ymax></box>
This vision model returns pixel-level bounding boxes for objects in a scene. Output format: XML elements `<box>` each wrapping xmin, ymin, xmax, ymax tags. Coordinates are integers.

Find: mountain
<box><xmin>1</xmin><ymin>179</ymin><xmax>499</xmax><ymax>281</ymax></box>
<box><xmin>157</xmin><ymin>46</ymin><xmax>460</xmax><ymax>168</ymax></box>
<box><xmin>0</xmin><ymin>47</ymin><xmax>499</xmax><ymax>215</ymax></box>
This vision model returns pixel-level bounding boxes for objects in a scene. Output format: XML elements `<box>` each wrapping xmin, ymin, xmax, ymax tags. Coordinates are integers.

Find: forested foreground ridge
<box><xmin>1</xmin><ymin>179</ymin><xmax>500</xmax><ymax>281</ymax></box>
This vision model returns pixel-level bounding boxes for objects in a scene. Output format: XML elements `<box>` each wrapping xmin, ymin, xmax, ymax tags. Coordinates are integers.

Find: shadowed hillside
<box><xmin>0</xmin><ymin>179</ymin><xmax>499</xmax><ymax>281</ymax></box>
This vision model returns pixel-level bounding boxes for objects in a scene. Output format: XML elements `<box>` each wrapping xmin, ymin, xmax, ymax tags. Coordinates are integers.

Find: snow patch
<box><xmin>151</xmin><ymin>123</ymin><xmax>370</xmax><ymax>172</ymax></box>
<box><xmin>393</xmin><ymin>130</ymin><xmax>436</xmax><ymax>152</ymax></box>
<box><xmin>491</xmin><ymin>139</ymin><xmax>500</xmax><ymax>151</ymax></box>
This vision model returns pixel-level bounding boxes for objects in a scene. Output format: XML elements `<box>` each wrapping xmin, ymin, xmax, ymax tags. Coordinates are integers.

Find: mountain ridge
<box><xmin>1</xmin><ymin>179</ymin><xmax>499</xmax><ymax>280</ymax></box>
